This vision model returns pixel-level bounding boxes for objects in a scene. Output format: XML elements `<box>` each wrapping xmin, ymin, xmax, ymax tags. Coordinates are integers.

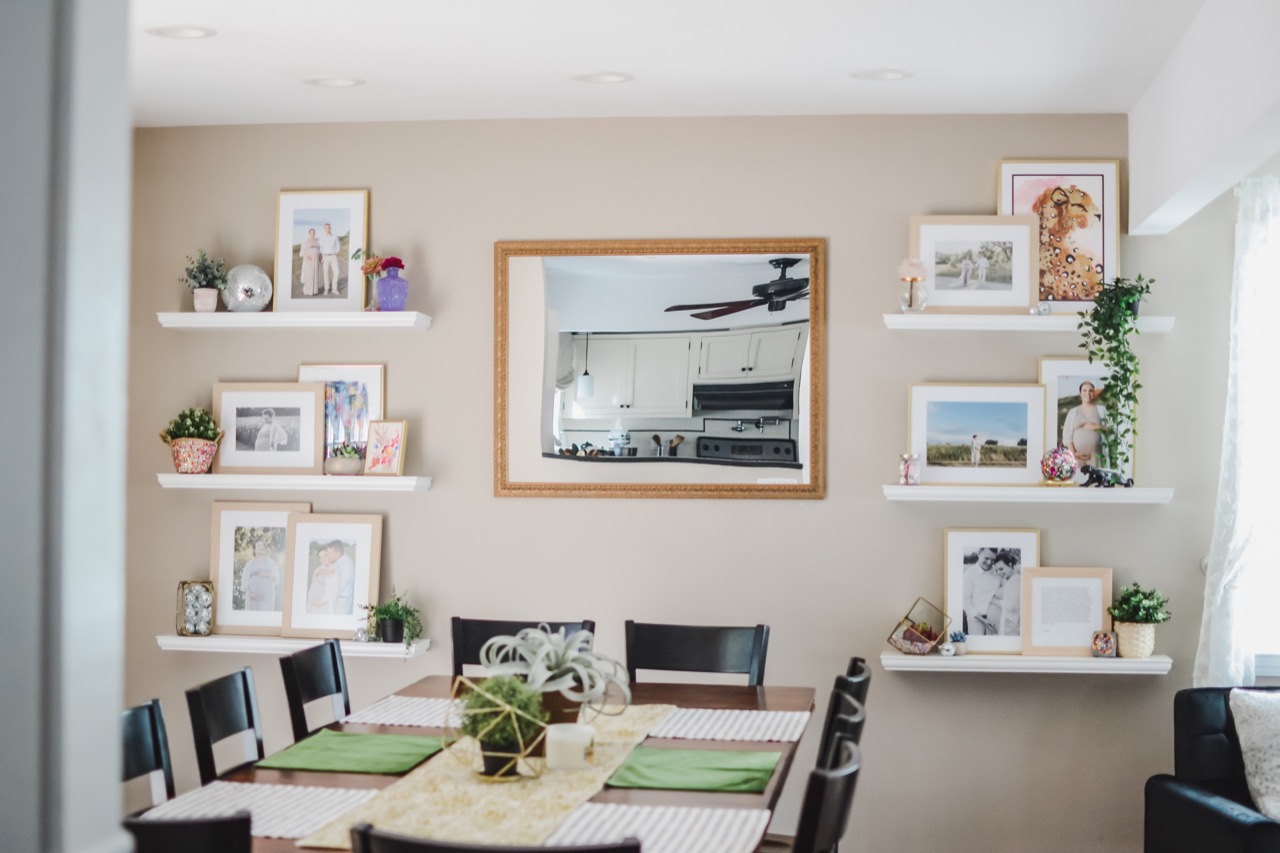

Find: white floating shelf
<box><xmin>882</xmin><ymin>485</ymin><xmax>1173</xmax><ymax>504</ymax></box>
<box><xmin>156</xmin><ymin>634</ymin><xmax>429</xmax><ymax>659</ymax></box>
<box><xmin>882</xmin><ymin>313</ymin><xmax>1174</xmax><ymax>333</ymax></box>
<box><xmin>157</xmin><ymin>311</ymin><xmax>431</xmax><ymax>330</ymax></box>
<box><xmin>157</xmin><ymin>473</ymin><xmax>431</xmax><ymax>492</ymax></box>
<box><xmin>881</xmin><ymin>650</ymin><xmax>1171</xmax><ymax>675</ymax></box>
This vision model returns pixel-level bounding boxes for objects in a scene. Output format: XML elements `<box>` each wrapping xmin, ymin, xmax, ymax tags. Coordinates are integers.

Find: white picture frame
<box><xmin>909</xmin><ymin>383</ymin><xmax>1047</xmax><ymax>485</ymax></box>
<box><xmin>944</xmin><ymin>528</ymin><xmax>1041</xmax><ymax>654</ymax></box>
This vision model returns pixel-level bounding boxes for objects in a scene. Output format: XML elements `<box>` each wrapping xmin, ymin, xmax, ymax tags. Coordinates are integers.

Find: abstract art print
<box><xmin>364</xmin><ymin>420</ymin><xmax>407</xmax><ymax>476</ymax></box>
<box><xmin>297</xmin><ymin>364</ymin><xmax>386</xmax><ymax>458</ymax></box>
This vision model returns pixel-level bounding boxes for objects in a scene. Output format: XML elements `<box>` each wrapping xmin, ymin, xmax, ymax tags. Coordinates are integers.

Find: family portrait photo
<box><xmin>910</xmin><ymin>384</ymin><xmax>1046</xmax><ymax>485</ymax></box>
<box><xmin>908</xmin><ymin>215</ymin><xmax>1037</xmax><ymax>310</ymax></box>
<box><xmin>282</xmin><ymin>513</ymin><xmax>382</xmax><ymax>639</ymax></box>
<box><xmin>931</xmin><ymin>240</ymin><xmax>1014</xmax><ymax>291</ymax></box>
<box><xmin>274</xmin><ymin>189</ymin><xmax>369</xmax><ymax>312</ymax></box>
<box><xmin>213</xmin><ymin>382</ymin><xmax>325</xmax><ymax>474</ymax></box>
<box><xmin>944</xmin><ymin>528</ymin><xmax>1040</xmax><ymax>654</ymax></box>
<box><xmin>209</xmin><ymin>501</ymin><xmax>310</xmax><ymax>635</ymax></box>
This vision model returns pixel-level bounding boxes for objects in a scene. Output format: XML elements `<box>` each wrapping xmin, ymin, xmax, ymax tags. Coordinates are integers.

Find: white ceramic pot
<box><xmin>1115</xmin><ymin>622</ymin><xmax>1156</xmax><ymax>659</ymax></box>
<box><xmin>192</xmin><ymin>288</ymin><xmax>219</xmax><ymax>312</ymax></box>
<box><xmin>324</xmin><ymin>456</ymin><xmax>364</xmax><ymax>476</ymax></box>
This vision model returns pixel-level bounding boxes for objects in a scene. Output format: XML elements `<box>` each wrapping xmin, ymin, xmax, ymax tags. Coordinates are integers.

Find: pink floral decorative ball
<box><xmin>1041</xmin><ymin>446</ymin><xmax>1079</xmax><ymax>482</ymax></box>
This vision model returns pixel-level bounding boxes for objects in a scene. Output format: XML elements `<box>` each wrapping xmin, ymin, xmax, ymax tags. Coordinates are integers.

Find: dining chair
<box><xmin>836</xmin><ymin>657</ymin><xmax>870</xmax><ymax>705</ymax></box>
<box><xmin>790</xmin><ymin>736</ymin><xmax>862</xmax><ymax>853</ymax></box>
<box><xmin>350</xmin><ymin>823</ymin><xmax>641</xmax><ymax>852</ymax></box>
<box><xmin>816</xmin><ymin>690</ymin><xmax>866</xmax><ymax>770</ymax></box>
<box><xmin>123</xmin><ymin>810</ymin><xmax>252</xmax><ymax>853</ymax></box>
<box><xmin>280</xmin><ymin>638</ymin><xmax>351</xmax><ymax>742</ymax></box>
<box><xmin>121</xmin><ymin>698</ymin><xmax>176</xmax><ymax>813</ymax></box>
<box><xmin>624</xmin><ymin>620</ymin><xmax>770</xmax><ymax>686</ymax></box>
<box><xmin>185</xmin><ymin>667</ymin><xmax>265</xmax><ymax>785</ymax></box>
<box><xmin>451</xmin><ymin>617</ymin><xmax>597</xmax><ymax>677</ymax></box>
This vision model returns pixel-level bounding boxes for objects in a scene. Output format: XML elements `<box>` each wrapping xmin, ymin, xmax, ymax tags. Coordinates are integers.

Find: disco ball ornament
<box><xmin>1041</xmin><ymin>446</ymin><xmax>1079</xmax><ymax>483</ymax></box>
<box><xmin>221</xmin><ymin>264</ymin><xmax>273</xmax><ymax>312</ymax></box>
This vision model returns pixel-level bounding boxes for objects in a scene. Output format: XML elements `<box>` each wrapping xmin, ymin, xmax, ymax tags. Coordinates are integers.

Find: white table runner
<box><xmin>545</xmin><ymin>803</ymin><xmax>771</xmax><ymax>853</ymax></box>
<box><xmin>343</xmin><ymin>695</ymin><xmax>459</xmax><ymax>728</ymax></box>
<box><xmin>647</xmin><ymin>708</ymin><xmax>811</xmax><ymax>742</ymax></box>
<box><xmin>139</xmin><ymin>781</ymin><xmax>377</xmax><ymax>839</ymax></box>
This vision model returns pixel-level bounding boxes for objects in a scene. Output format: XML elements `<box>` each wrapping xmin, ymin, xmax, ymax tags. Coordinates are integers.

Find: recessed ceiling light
<box><xmin>144</xmin><ymin>25</ymin><xmax>217</xmax><ymax>39</ymax></box>
<box><xmin>571</xmin><ymin>71</ymin><xmax>635</xmax><ymax>84</ymax></box>
<box><xmin>849</xmin><ymin>69</ymin><xmax>914</xmax><ymax>82</ymax></box>
<box><xmin>303</xmin><ymin>78</ymin><xmax>366</xmax><ymax>88</ymax></box>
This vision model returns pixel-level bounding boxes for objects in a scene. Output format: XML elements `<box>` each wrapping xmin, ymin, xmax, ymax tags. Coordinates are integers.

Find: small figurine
<box><xmin>1091</xmin><ymin>630</ymin><xmax>1118</xmax><ymax>658</ymax></box>
<box><xmin>1079</xmin><ymin>465</ymin><xmax>1133</xmax><ymax>488</ymax></box>
<box><xmin>938</xmin><ymin>641</ymin><xmax>956</xmax><ymax>657</ymax></box>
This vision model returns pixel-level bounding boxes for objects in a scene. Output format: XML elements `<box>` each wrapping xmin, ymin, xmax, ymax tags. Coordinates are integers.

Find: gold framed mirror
<box><xmin>495</xmin><ymin>238</ymin><xmax>825</xmax><ymax>499</ymax></box>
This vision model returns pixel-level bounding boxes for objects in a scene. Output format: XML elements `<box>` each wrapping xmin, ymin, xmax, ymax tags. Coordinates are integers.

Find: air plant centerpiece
<box><xmin>479</xmin><ymin>624</ymin><xmax>631</xmax><ymax>724</ymax></box>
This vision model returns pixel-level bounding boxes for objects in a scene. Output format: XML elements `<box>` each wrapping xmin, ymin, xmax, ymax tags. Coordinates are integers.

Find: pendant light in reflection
<box><xmin>577</xmin><ymin>333</ymin><xmax>595</xmax><ymax>397</ymax></box>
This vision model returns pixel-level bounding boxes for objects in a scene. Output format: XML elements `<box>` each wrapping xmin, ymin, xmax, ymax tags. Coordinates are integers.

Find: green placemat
<box><xmin>606</xmin><ymin>746</ymin><xmax>781</xmax><ymax>793</ymax></box>
<box><xmin>256</xmin><ymin>729</ymin><xmax>444</xmax><ymax>775</ymax></box>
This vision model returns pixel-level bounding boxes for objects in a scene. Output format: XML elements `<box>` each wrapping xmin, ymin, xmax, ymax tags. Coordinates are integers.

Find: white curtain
<box><xmin>553</xmin><ymin>332</ymin><xmax>578</xmax><ymax>390</ymax></box>
<box><xmin>1194</xmin><ymin>176</ymin><xmax>1280</xmax><ymax>687</ymax></box>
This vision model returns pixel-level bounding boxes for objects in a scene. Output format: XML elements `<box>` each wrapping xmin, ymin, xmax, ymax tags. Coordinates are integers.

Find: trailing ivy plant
<box><xmin>1107</xmin><ymin>582</ymin><xmax>1171</xmax><ymax>624</ymax></box>
<box><xmin>1077</xmin><ymin>275</ymin><xmax>1153</xmax><ymax>474</ymax></box>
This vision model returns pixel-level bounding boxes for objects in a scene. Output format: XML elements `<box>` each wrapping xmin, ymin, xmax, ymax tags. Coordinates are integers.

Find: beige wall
<box><xmin>128</xmin><ymin>115</ymin><xmax>1237</xmax><ymax>852</ymax></box>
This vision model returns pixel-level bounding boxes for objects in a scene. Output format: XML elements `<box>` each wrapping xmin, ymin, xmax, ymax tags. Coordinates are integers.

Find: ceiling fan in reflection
<box><xmin>663</xmin><ymin>258</ymin><xmax>809</xmax><ymax>320</ymax></box>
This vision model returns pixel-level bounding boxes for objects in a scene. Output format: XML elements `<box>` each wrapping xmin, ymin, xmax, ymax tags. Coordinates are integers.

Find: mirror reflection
<box><xmin>495</xmin><ymin>239</ymin><xmax>826</xmax><ymax>499</ymax></box>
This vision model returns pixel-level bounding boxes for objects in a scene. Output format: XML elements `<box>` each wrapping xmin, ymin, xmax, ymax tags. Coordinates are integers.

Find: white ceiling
<box><xmin>130</xmin><ymin>0</ymin><xmax>1207</xmax><ymax>128</ymax></box>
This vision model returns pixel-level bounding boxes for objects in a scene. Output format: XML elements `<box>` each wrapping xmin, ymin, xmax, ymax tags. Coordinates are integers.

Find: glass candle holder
<box><xmin>899</xmin><ymin>277</ymin><xmax>930</xmax><ymax>313</ymax></box>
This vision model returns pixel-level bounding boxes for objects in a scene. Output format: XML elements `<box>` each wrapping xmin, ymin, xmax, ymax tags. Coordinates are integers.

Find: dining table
<box><xmin>209</xmin><ymin>675</ymin><xmax>815</xmax><ymax>852</ymax></box>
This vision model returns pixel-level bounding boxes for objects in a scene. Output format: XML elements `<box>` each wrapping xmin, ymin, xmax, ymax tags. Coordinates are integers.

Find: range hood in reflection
<box><xmin>692</xmin><ymin>380</ymin><xmax>795</xmax><ymax>415</ymax></box>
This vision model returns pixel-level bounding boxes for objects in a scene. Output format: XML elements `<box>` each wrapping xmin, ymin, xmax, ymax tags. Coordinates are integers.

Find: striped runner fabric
<box><xmin>343</xmin><ymin>695</ymin><xmax>460</xmax><ymax>728</ymax></box>
<box><xmin>647</xmin><ymin>708</ymin><xmax>811</xmax><ymax>742</ymax></box>
<box><xmin>138</xmin><ymin>781</ymin><xmax>377</xmax><ymax>838</ymax></box>
<box><xmin>545</xmin><ymin>803</ymin><xmax>771</xmax><ymax>853</ymax></box>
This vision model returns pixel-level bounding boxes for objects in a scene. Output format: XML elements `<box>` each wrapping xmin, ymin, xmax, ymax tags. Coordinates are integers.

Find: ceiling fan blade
<box><xmin>665</xmin><ymin>300</ymin><xmax>750</xmax><ymax>312</ymax></box>
<box><xmin>690</xmin><ymin>300</ymin><xmax>767</xmax><ymax>320</ymax></box>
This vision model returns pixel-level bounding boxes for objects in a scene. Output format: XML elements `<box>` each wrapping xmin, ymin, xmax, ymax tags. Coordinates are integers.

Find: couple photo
<box><xmin>291</xmin><ymin>210</ymin><xmax>351</xmax><ymax>298</ymax></box>
<box><xmin>962</xmin><ymin>546</ymin><xmax>1022</xmax><ymax>637</ymax></box>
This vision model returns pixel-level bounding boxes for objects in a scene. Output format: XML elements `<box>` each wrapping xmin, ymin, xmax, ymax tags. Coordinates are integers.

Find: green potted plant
<box><xmin>1077</xmin><ymin>275</ymin><xmax>1154</xmax><ymax>478</ymax></box>
<box><xmin>363</xmin><ymin>589</ymin><xmax>423</xmax><ymax>645</ymax></box>
<box><xmin>180</xmin><ymin>250</ymin><xmax>228</xmax><ymax>313</ymax></box>
<box><xmin>159</xmin><ymin>406</ymin><xmax>223</xmax><ymax>473</ymax></box>
<box><xmin>479</xmin><ymin>624</ymin><xmax>630</xmax><ymax>724</ymax></box>
<box><xmin>324</xmin><ymin>441</ymin><xmax>364</xmax><ymax>476</ymax></box>
<box><xmin>949</xmin><ymin>630</ymin><xmax>968</xmax><ymax>656</ymax></box>
<box><xmin>459</xmin><ymin>675</ymin><xmax>548</xmax><ymax>777</ymax></box>
<box><xmin>1107</xmin><ymin>582</ymin><xmax>1170</xmax><ymax>659</ymax></box>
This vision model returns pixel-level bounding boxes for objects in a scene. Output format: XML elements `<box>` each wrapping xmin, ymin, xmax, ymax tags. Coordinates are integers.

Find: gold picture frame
<box><xmin>281</xmin><ymin>513</ymin><xmax>382</xmax><ymax>640</ymax></box>
<box><xmin>211</xmin><ymin>382</ymin><xmax>325</xmax><ymax>475</ymax></box>
<box><xmin>908</xmin><ymin>215</ymin><xmax>1038</xmax><ymax>313</ymax></box>
<box><xmin>208</xmin><ymin>501</ymin><xmax>310</xmax><ymax>635</ymax></box>
<box><xmin>1021</xmin><ymin>567</ymin><xmax>1114</xmax><ymax>656</ymax></box>
<box><xmin>273</xmin><ymin>189</ymin><xmax>370</xmax><ymax>312</ymax></box>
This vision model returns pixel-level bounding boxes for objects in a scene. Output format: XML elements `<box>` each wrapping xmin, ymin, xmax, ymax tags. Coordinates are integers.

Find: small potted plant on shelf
<box><xmin>1078</xmin><ymin>275</ymin><xmax>1154</xmax><ymax>478</ymax></box>
<box><xmin>949</xmin><ymin>630</ymin><xmax>968</xmax><ymax>656</ymax></box>
<box><xmin>459</xmin><ymin>675</ymin><xmax>548</xmax><ymax>777</ymax></box>
<box><xmin>363</xmin><ymin>589</ymin><xmax>423</xmax><ymax>645</ymax></box>
<box><xmin>160</xmin><ymin>407</ymin><xmax>223</xmax><ymax>474</ymax></box>
<box><xmin>1106</xmin><ymin>582</ymin><xmax>1170</xmax><ymax>659</ymax></box>
<box><xmin>324</xmin><ymin>441</ymin><xmax>364</xmax><ymax>476</ymax></box>
<box><xmin>180</xmin><ymin>249</ymin><xmax>228</xmax><ymax>313</ymax></box>
<box><xmin>479</xmin><ymin>624</ymin><xmax>630</xmax><ymax>724</ymax></box>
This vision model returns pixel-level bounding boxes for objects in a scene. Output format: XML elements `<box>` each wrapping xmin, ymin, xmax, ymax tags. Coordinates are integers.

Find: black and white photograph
<box><xmin>273</xmin><ymin>189</ymin><xmax>369</xmax><ymax>312</ymax></box>
<box><xmin>282</xmin><ymin>513</ymin><xmax>382</xmax><ymax>639</ymax></box>
<box><xmin>209</xmin><ymin>501</ymin><xmax>310</xmax><ymax>635</ymax></box>
<box><xmin>908</xmin><ymin>215</ymin><xmax>1038</xmax><ymax>310</ymax></box>
<box><xmin>944</xmin><ymin>528</ymin><xmax>1041</xmax><ymax>654</ymax></box>
<box><xmin>212</xmin><ymin>382</ymin><xmax>325</xmax><ymax>474</ymax></box>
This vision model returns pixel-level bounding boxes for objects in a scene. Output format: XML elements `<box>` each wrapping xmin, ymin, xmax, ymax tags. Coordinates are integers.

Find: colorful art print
<box><xmin>212</xmin><ymin>382</ymin><xmax>325</xmax><ymax>474</ymax></box>
<box><xmin>909</xmin><ymin>384</ymin><xmax>1047</xmax><ymax>485</ymax></box>
<box><xmin>997</xmin><ymin>160</ymin><xmax>1119</xmax><ymax>312</ymax></box>
<box><xmin>365</xmin><ymin>420</ymin><xmax>407</xmax><ymax>476</ymax></box>
<box><xmin>907</xmin><ymin>215</ymin><xmax>1038</xmax><ymax>311</ymax></box>
<box><xmin>297</xmin><ymin>364</ymin><xmax>386</xmax><ymax>457</ymax></box>
<box><xmin>273</xmin><ymin>189</ymin><xmax>369</xmax><ymax>313</ymax></box>
<box><xmin>208</xmin><ymin>501</ymin><xmax>310</xmax><ymax>635</ymax></box>
<box><xmin>943</xmin><ymin>528</ymin><xmax>1041</xmax><ymax>654</ymax></box>
<box><xmin>1038</xmin><ymin>357</ymin><xmax>1133</xmax><ymax>481</ymax></box>
<box><xmin>281</xmin><ymin>513</ymin><xmax>382</xmax><ymax>639</ymax></box>
<box><xmin>1021</xmin><ymin>568</ymin><xmax>1114</xmax><ymax>656</ymax></box>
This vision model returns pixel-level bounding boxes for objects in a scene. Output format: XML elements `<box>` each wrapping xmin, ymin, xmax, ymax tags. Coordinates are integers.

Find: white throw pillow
<box><xmin>1229</xmin><ymin>688</ymin><xmax>1280</xmax><ymax>820</ymax></box>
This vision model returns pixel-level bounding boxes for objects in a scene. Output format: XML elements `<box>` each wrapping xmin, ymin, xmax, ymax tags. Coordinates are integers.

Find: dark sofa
<box><xmin>1145</xmin><ymin>686</ymin><xmax>1280</xmax><ymax>852</ymax></box>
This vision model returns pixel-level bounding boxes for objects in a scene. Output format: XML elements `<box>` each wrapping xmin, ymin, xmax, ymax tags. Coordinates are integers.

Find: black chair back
<box><xmin>836</xmin><ymin>657</ymin><xmax>871</xmax><ymax>704</ymax></box>
<box><xmin>624</xmin><ymin>620</ymin><xmax>769</xmax><ymax>686</ymax></box>
<box><xmin>185</xmin><ymin>667</ymin><xmax>265</xmax><ymax>785</ymax></box>
<box><xmin>122</xmin><ymin>698</ymin><xmax>175</xmax><ymax>810</ymax></box>
<box><xmin>817</xmin><ymin>690</ymin><xmax>866</xmax><ymax>769</ymax></box>
<box><xmin>351</xmin><ymin>822</ymin><xmax>641</xmax><ymax>852</ymax></box>
<box><xmin>451</xmin><ymin>617</ymin><xmax>597</xmax><ymax>677</ymax></box>
<box><xmin>792</xmin><ymin>737</ymin><xmax>862</xmax><ymax>853</ymax></box>
<box><xmin>280</xmin><ymin>639</ymin><xmax>351</xmax><ymax>742</ymax></box>
<box><xmin>124</xmin><ymin>810</ymin><xmax>252</xmax><ymax>853</ymax></box>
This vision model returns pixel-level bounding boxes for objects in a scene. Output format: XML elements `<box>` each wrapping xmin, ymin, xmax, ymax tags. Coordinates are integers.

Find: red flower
<box><xmin>380</xmin><ymin>256</ymin><xmax>405</xmax><ymax>270</ymax></box>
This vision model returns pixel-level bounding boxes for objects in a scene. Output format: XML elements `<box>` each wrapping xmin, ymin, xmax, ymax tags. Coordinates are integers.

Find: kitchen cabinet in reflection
<box><xmin>567</xmin><ymin>334</ymin><xmax>691</xmax><ymax>418</ymax></box>
<box><xmin>698</xmin><ymin>326</ymin><xmax>804</xmax><ymax>381</ymax></box>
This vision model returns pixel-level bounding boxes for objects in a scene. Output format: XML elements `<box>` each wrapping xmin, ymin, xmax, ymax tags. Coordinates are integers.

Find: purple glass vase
<box><xmin>376</xmin><ymin>268</ymin><xmax>408</xmax><ymax>311</ymax></box>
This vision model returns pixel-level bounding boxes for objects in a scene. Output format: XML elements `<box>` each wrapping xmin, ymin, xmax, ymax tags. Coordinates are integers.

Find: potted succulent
<box><xmin>459</xmin><ymin>675</ymin><xmax>548</xmax><ymax>777</ymax></box>
<box><xmin>1107</xmin><ymin>582</ymin><xmax>1170</xmax><ymax>659</ymax></box>
<box><xmin>1078</xmin><ymin>275</ymin><xmax>1154</xmax><ymax>476</ymax></box>
<box><xmin>949</xmin><ymin>630</ymin><xmax>968</xmax><ymax>656</ymax></box>
<box><xmin>324</xmin><ymin>441</ymin><xmax>364</xmax><ymax>476</ymax></box>
<box><xmin>159</xmin><ymin>407</ymin><xmax>223</xmax><ymax>473</ymax></box>
<box><xmin>180</xmin><ymin>250</ymin><xmax>228</xmax><ymax>313</ymax></box>
<box><xmin>479</xmin><ymin>624</ymin><xmax>630</xmax><ymax>724</ymax></box>
<box><xmin>363</xmin><ymin>590</ymin><xmax>423</xmax><ymax>645</ymax></box>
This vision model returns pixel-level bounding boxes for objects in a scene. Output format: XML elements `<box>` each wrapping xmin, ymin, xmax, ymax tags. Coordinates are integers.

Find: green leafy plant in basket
<box><xmin>1078</xmin><ymin>275</ymin><xmax>1154</xmax><ymax>474</ymax></box>
<box><xmin>1107</xmin><ymin>583</ymin><xmax>1171</xmax><ymax>624</ymax></box>
<box><xmin>361</xmin><ymin>589</ymin><xmax>423</xmax><ymax>645</ymax></box>
<box><xmin>159</xmin><ymin>407</ymin><xmax>223</xmax><ymax>473</ymax></box>
<box><xmin>479</xmin><ymin>623</ymin><xmax>631</xmax><ymax>719</ymax></box>
<box><xmin>161</xmin><ymin>407</ymin><xmax>220</xmax><ymax>442</ymax></box>
<box><xmin>179</xmin><ymin>249</ymin><xmax>229</xmax><ymax>291</ymax></box>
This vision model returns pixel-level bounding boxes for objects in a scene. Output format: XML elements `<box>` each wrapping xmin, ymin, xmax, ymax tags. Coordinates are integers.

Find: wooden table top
<box><xmin>224</xmin><ymin>675</ymin><xmax>815</xmax><ymax>851</ymax></box>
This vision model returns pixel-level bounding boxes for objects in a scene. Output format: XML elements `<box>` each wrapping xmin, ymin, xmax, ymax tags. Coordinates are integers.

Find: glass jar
<box><xmin>899</xmin><ymin>453</ymin><xmax>920</xmax><ymax>485</ymax></box>
<box><xmin>899</xmin><ymin>277</ymin><xmax>930</xmax><ymax>313</ymax></box>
